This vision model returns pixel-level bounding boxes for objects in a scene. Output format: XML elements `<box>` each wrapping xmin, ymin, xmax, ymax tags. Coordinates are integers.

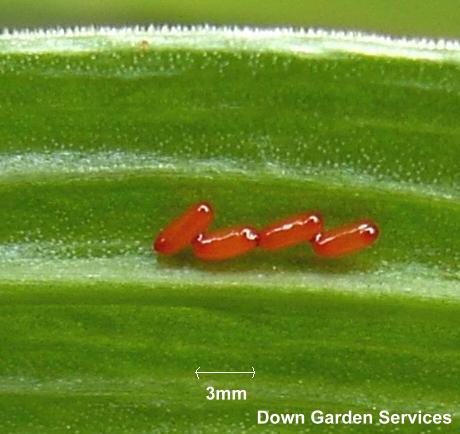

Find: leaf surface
<box><xmin>0</xmin><ymin>27</ymin><xmax>459</xmax><ymax>433</ymax></box>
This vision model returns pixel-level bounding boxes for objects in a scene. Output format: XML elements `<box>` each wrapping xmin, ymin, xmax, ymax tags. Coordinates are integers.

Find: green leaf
<box><xmin>1</xmin><ymin>27</ymin><xmax>459</xmax><ymax>433</ymax></box>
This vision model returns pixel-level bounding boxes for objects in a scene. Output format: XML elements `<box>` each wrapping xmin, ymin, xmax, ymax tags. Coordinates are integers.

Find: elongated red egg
<box><xmin>154</xmin><ymin>201</ymin><xmax>213</xmax><ymax>255</ymax></box>
<box><xmin>192</xmin><ymin>225</ymin><xmax>259</xmax><ymax>261</ymax></box>
<box><xmin>259</xmin><ymin>211</ymin><xmax>323</xmax><ymax>250</ymax></box>
<box><xmin>311</xmin><ymin>219</ymin><xmax>379</xmax><ymax>258</ymax></box>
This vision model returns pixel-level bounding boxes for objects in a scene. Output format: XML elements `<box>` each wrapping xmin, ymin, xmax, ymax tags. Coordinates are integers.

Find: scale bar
<box><xmin>195</xmin><ymin>367</ymin><xmax>255</xmax><ymax>379</ymax></box>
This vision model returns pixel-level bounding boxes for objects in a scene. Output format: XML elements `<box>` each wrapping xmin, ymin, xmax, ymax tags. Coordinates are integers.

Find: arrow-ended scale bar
<box><xmin>195</xmin><ymin>367</ymin><xmax>255</xmax><ymax>379</ymax></box>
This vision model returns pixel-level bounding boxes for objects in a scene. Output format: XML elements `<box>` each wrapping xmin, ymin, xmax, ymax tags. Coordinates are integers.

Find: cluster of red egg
<box><xmin>154</xmin><ymin>201</ymin><xmax>379</xmax><ymax>261</ymax></box>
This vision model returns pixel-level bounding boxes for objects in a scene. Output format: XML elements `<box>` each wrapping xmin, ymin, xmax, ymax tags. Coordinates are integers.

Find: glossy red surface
<box><xmin>154</xmin><ymin>201</ymin><xmax>213</xmax><ymax>255</ymax></box>
<box><xmin>311</xmin><ymin>219</ymin><xmax>379</xmax><ymax>258</ymax></box>
<box><xmin>192</xmin><ymin>225</ymin><xmax>259</xmax><ymax>261</ymax></box>
<box><xmin>259</xmin><ymin>211</ymin><xmax>323</xmax><ymax>250</ymax></box>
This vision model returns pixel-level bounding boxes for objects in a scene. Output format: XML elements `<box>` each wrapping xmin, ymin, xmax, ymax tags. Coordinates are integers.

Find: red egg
<box><xmin>154</xmin><ymin>201</ymin><xmax>213</xmax><ymax>255</ymax></box>
<box><xmin>311</xmin><ymin>219</ymin><xmax>379</xmax><ymax>258</ymax></box>
<box><xmin>259</xmin><ymin>211</ymin><xmax>323</xmax><ymax>250</ymax></box>
<box><xmin>192</xmin><ymin>225</ymin><xmax>259</xmax><ymax>261</ymax></box>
